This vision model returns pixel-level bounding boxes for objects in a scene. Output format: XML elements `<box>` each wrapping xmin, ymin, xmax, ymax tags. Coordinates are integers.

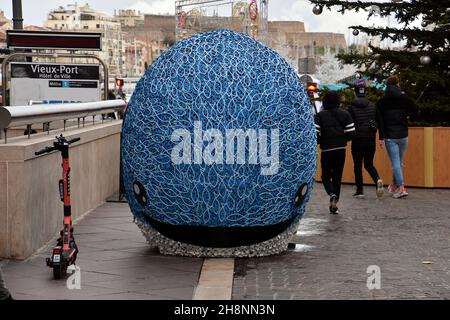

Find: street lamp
<box><xmin>12</xmin><ymin>0</ymin><xmax>23</xmax><ymax>30</ymax></box>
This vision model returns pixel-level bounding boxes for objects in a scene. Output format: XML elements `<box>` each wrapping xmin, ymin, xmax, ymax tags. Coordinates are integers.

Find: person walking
<box><xmin>377</xmin><ymin>75</ymin><xmax>419</xmax><ymax>199</ymax></box>
<box><xmin>0</xmin><ymin>267</ymin><xmax>13</xmax><ymax>300</ymax></box>
<box><xmin>348</xmin><ymin>82</ymin><xmax>384</xmax><ymax>199</ymax></box>
<box><xmin>315</xmin><ymin>91</ymin><xmax>355</xmax><ymax>214</ymax></box>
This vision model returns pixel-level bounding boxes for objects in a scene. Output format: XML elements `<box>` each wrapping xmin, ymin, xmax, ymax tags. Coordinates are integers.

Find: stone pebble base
<box><xmin>135</xmin><ymin>220</ymin><xmax>299</xmax><ymax>258</ymax></box>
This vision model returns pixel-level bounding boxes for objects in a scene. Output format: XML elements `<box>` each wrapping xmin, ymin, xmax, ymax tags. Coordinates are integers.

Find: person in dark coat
<box><xmin>348</xmin><ymin>82</ymin><xmax>384</xmax><ymax>199</ymax></box>
<box><xmin>103</xmin><ymin>89</ymin><xmax>118</xmax><ymax>120</ymax></box>
<box><xmin>377</xmin><ymin>75</ymin><xmax>419</xmax><ymax>199</ymax></box>
<box><xmin>315</xmin><ymin>91</ymin><xmax>355</xmax><ymax>214</ymax></box>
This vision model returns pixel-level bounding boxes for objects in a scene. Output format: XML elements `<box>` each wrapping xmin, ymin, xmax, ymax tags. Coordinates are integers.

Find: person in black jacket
<box><xmin>348</xmin><ymin>82</ymin><xmax>384</xmax><ymax>199</ymax></box>
<box><xmin>315</xmin><ymin>91</ymin><xmax>355</xmax><ymax>214</ymax></box>
<box><xmin>377</xmin><ymin>75</ymin><xmax>419</xmax><ymax>199</ymax></box>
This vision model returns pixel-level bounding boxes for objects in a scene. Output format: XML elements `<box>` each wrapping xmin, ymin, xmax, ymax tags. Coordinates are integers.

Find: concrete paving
<box><xmin>193</xmin><ymin>258</ymin><xmax>234</xmax><ymax>300</ymax></box>
<box><xmin>233</xmin><ymin>184</ymin><xmax>450</xmax><ymax>300</ymax></box>
<box><xmin>1</xmin><ymin>184</ymin><xmax>449</xmax><ymax>300</ymax></box>
<box><xmin>0</xmin><ymin>202</ymin><xmax>203</xmax><ymax>300</ymax></box>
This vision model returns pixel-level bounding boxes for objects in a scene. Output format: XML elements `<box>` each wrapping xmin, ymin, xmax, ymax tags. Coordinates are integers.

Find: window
<box><xmin>96</xmin><ymin>24</ymin><xmax>100</xmax><ymax>28</ymax></box>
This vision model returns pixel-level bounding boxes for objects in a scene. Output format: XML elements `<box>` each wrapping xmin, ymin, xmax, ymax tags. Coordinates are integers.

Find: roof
<box><xmin>24</xmin><ymin>25</ymin><xmax>52</xmax><ymax>31</ymax></box>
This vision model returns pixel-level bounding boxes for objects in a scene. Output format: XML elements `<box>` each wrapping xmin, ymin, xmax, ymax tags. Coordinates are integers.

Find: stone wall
<box><xmin>268</xmin><ymin>21</ymin><xmax>306</xmax><ymax>36</ymax></box>
<box><xmin>144</xmin><ymin>14</ymin><xmax>175</xmax><ymax>30</ymax></box>
<box><xmin>296</xmin><ymin>32</ymin><xmax>347</xmax><ymax>48</ymax></box>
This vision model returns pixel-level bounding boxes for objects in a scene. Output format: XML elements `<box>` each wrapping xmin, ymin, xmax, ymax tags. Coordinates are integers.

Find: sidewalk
<box><xmin>0</xmin><ymin>203</ymin><xmax>203</xmax><ymax>300</ymax></box>
<box><xmin>1</xmin><ymin>184</ymin><xmax>449</xmax><ymax>300</ymax></box>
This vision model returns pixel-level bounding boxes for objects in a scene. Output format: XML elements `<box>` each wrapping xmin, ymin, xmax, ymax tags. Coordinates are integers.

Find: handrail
<box><xmin>0</xmin><ymin>100</ymin><xmax>126</xmax><ymax>130</ymax></box>
<box><xmin>0</xmin><ymin>100</ymin><xmax>126</xmax><ymax>143</ymax></box>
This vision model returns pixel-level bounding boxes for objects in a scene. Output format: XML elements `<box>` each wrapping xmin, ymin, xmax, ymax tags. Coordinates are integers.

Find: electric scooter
<box><xmin>35</xmin><ymin>134</ymin><xmax>80</xmax><ymax>279</ymax></box>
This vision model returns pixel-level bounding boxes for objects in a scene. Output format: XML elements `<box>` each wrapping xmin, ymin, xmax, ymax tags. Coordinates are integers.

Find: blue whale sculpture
<box><xmin>121</xmin><ymin>29</ymin><xmax>317</xmax><ymax>257</ymax></box>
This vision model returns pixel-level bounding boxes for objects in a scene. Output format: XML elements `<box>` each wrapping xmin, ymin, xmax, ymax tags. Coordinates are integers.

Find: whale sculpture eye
<box><xmin>294</xmin><ymin>183</ymin><xmax>308</xmax><ymax>207</ymax></box>
<box><xmin>133</xmin><ymin>181</ymin><xmax>148</xmax><ymax>206</ymax></box>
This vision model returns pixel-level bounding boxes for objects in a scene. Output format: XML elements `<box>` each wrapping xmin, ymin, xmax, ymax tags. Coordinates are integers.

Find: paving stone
<box><xmin>232</xmin><ymin>184</ymin><xmax>450</xmax><ymax>300</ymax></box>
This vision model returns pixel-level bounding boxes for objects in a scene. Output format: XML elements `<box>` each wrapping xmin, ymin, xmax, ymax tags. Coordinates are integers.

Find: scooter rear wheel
<box><xmin>53</xmin><ymin>264</ymin><xmax>67</xmax><ymax>279</ymax></box>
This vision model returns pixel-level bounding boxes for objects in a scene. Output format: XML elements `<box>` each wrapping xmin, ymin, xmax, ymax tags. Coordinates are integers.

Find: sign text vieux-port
<box><xmin>11</xmin><ymin>62</ymin><xmax>99</xmax><ymax>80</ymax></box>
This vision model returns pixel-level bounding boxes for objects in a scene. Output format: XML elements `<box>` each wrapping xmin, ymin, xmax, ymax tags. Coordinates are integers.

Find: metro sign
<box><xmin>6</xmin><ymin>30</ymin><xmax>102</xmax><ymax>51</ymax></box>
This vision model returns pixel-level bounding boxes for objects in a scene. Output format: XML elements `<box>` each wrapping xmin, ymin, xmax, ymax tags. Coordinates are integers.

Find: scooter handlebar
<box><xmin>35</xmin><ymin>146</ymin><xmax>57</xmax><ymax>156</ymax></box>
<box><xmin>68</xmin><ymin>137</ymin><xmax>80</xmax><ymax>144</ymax></box>
<box><xmin>35</xmin><ymin>136</ymin><xmax>80</xmax><ymax>155</ymax></box>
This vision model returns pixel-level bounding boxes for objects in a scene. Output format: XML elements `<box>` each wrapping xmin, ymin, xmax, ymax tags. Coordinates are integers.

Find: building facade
<box><xmin>44</xmin><ymin>3</ymin><xmax>125</xmax><ymax>76</ymax></box>
<box><xmin>41</xmin><ymin>3</ymin><xmax>347</xmax><ymax>76</ymax></box>
<box><xmin>114</xmin><ymin>9</ymin><xmax>144</xmax><ymax>28</ymax></box>
<box><xmin>0</xmin><ymin>11</ymin><xmax>13</xmax><ymax>48</ymax></box>
<box><xmin>124</xmin><ymin>39</ymin><xmax>150</xmax><ymax>77</ymax></box>
<box><xmin>120</xmin><ymin>14</ymin><xmax>174</xmax><ymax>66</ymax></box>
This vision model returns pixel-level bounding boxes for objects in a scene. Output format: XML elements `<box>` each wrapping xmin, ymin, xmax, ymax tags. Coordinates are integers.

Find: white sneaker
<box><xmin>376</xmin><ymin>179</ymin><xmax>384</xmax><ymax>198</ymax></box>
<box><xmin>393</xmin><ymin>186</ymin><xmax>408</xmax><ymax>199</ymax></box>
<box><xmin>387</xmin><ymin>184</ymin><xmax>398</xmax><ymax>194</ymax></box>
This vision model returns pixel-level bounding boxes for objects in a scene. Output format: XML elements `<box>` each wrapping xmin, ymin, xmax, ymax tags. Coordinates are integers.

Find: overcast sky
<box><xmin>1</xmin><ymin>0</ymin><xmax>399</xmax><ymax>43</ymax></box>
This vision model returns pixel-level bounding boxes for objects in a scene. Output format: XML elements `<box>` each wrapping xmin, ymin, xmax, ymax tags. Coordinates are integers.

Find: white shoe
<box><xmin>393</xmin><ymin>186</ymin><xmax>408</xmax><ymax>199</ymax></box>
<box><xmin>387</xmin><ymin>184</ymin><xmax>398</xmax><ymax>194</ymax></box>
<box><xmin>376</xmin><ymin>179</ymin><xmax>384</xmax><ymax>198</ymax></box>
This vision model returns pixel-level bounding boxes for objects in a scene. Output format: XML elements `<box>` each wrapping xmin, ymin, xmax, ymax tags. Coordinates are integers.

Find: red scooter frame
<box><xmin>35</xmin><ymin>134</ymin><xmax>80</xmax><ymax>279</ymax></box>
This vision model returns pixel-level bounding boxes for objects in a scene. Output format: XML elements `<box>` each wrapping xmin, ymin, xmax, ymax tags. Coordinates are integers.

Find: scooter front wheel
<box><xmin>53</xmin><ymin>264</ymin><xmax>67</xmax><ymax>279</ymax></box>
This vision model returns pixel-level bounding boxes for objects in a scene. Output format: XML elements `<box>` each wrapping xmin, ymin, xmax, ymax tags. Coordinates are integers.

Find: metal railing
<box><xmin>0</xmin><ymin>99</ymin><xmax>126</xmax><ymax>143</ymax></box>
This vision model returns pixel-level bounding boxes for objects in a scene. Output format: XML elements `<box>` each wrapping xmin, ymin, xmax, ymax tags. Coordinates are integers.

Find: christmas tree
<box><xmin>309</xmin><ymin>0</ymin><xmax>450</xmax><ymax>126</ymax></box>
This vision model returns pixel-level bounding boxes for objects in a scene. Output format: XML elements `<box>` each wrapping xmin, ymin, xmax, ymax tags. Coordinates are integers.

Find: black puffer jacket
<box><xmin>376</xmin><ymin>85</ymin><xmax>419</xmax><ymax>139</ymax></box>
<box><xmin>315</xmin><ymin>105</ymin><xmax>355</xmax><ymax>151</ymax></box>
<box><xmin>348</xmin><ymin>97</ymin><xmax>381</xmax><ymax>140</ymax></box>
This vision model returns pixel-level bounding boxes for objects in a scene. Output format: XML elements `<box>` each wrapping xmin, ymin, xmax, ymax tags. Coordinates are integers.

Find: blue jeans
<box><xmin>385</xmin><ymin>138</ymin><xmax>408</xmax><ymax>185</ymax></box>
